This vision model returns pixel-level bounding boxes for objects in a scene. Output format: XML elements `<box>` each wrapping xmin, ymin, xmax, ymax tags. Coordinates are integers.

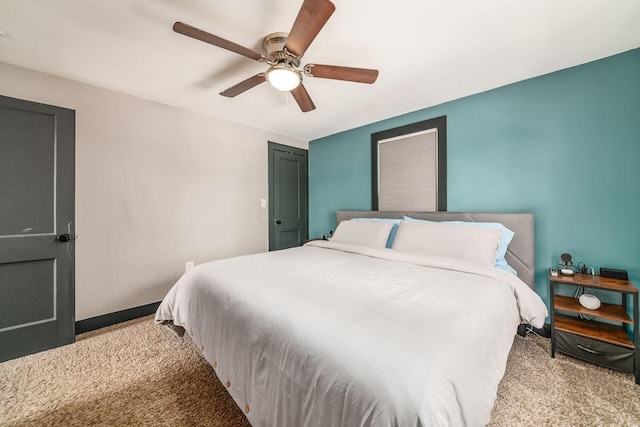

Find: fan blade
<box><xmin>285</xmin><ymin>0</ymin><xmax>335</xmax><ymax>58</ymax></box>
<box><xmin>173</xmin><ymin>22</ymin><xmax>264</xmax><ymax>61</ymax></box>
<box><xmin>220</xmin><ymin>74</ymin><xmax>266</xmax><ymax>97</ymax></box>
<box><xmin>290</xmin><ymin>84</ymin><xmax>316</xmax><ymax>112</ymax></box>
<box><xmin>305</xmin><ymin>64</ymin><xmax>378</xmax><ymax>84</ymax></box>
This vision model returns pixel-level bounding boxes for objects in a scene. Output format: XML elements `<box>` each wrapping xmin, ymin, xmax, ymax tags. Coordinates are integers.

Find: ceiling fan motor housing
<box><xmin>263</xmin><ymin>32</ymin><xmax>300</xmax><ymax>66</ymax></box>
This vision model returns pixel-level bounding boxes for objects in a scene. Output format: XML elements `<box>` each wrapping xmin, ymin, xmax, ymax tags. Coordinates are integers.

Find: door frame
<box><xmin>268</xmin><ymin>141</ymin><xmax>309</xmax><ymax>251</ymax></box>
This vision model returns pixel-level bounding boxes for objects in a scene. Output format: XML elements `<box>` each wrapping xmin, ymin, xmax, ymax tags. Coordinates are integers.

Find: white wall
<box><xmin>0</xmin><ymin>62</ymin><xmax>307</xmax><ymax>320</ymax></box>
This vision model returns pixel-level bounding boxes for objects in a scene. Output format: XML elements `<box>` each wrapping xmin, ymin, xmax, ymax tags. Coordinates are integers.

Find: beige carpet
<box><xmin>1</xmin><ymin>317</ymin><xmax>638</xmax><ymax>426</ymax></box>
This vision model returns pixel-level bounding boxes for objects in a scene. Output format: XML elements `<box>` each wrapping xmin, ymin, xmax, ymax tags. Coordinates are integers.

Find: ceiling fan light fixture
<box><xmin>265</xmin><ymin>64</ymin><xmax>302</xmax><ymax>91</ymax></box>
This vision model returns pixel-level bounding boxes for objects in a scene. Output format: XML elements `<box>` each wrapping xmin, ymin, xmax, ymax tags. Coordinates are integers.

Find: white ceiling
<box><xmin>1</xmin><ymin>0</ymin><xmax>639</xmax><ymax>141</ymax></box>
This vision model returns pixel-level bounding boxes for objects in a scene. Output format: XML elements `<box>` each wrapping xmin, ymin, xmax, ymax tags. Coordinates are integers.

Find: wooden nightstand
<box><xmin>549</xmin><ymin>271</ymin><xmax>639</xmax><ymax>384</ymax></box>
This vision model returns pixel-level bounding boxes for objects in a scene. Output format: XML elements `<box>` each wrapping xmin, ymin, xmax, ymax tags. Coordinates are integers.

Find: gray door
<box><xmin>0</xmin><ymin>95</ymin><xmax>75</xmax><ymax>362</ymax></box>
<box><xmin>268</xmin><ymin>142</ymin><xmax>308</xmax><ymax>250</ymax></box>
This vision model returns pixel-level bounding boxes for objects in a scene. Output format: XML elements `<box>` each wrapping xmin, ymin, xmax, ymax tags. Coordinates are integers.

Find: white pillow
<box><xmin>331</xmin><ymin>220</ymin><xmax>394</xmax><ymax>248</ymax></box>
<box><xmin>391</xmin><ymin>221</ymin><xmax>502</xmax><ymax>266</ymax></box>
<box><xmin>403</xmin><ymin>216</ymin><xmax>516</xmax><ymax>273</ymax></box>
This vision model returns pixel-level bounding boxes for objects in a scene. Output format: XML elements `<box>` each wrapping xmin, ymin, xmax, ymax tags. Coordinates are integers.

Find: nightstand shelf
<box><xmin>554</xmin><ymin>295</ymin><xmax>633</xmax><ymax>325</ymax></box>
<box><xmin>549</xmin><ymin>272</ymin><xmax>639</xmax><ymax>384</ymax></box>
<box><xmin>555</xmin><ymin>314</ymin><xmax>633</xmax><ymax>349</ymax></box>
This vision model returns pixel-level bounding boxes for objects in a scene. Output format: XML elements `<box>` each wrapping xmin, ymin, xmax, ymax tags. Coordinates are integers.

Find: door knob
<box><xmin>57</xmin><ymin>233</ymin><xmax>71</xmax><ymax>243</ymax></box>
<box><xmin>275</xmin><ymin>219</ymin><xmax>282</xmax><ymax>225</ymax></box>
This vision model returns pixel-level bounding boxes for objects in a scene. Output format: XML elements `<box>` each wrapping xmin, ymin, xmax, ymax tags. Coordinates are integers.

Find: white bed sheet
<box><xmin>156</xmin><ymin>241</ymin><xmax>547</xmax><ymax>426</ymax></box>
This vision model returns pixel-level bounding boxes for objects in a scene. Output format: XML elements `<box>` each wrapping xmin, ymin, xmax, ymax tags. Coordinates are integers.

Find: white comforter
<box><xmin>156</xmin><ymin>241</ymin><xmax>547</xmax><ymax>427</ymax></box>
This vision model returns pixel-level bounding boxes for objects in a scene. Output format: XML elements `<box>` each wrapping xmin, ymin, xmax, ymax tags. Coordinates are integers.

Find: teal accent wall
<box><xmin>309</xmin><ymin>48</ymin><xmax>640</xmax><ymax>304</ymax></box>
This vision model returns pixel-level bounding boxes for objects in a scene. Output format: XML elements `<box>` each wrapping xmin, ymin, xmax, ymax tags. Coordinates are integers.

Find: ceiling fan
<box><xmin>173</xmin><ymin>0</ymin><xmax>379</xmax><ymax>112</ymax></box>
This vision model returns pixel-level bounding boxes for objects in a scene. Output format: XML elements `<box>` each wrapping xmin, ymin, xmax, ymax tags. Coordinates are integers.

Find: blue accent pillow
<box><xmin>351</xmin><ymin>218</ymin><xmax>401</xmax><ymax>248</ymax></box>
<box><xmin>403</xmin><ymin>216</ymin><xmax>517</xmax><ymax>275</ymax></box>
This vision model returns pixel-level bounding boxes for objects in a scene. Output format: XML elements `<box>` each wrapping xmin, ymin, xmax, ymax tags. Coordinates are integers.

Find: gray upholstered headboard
<box><xmin>336</xmin><ymin>211</ymin><xmax>535</xmax><ymax>289</ymax></box>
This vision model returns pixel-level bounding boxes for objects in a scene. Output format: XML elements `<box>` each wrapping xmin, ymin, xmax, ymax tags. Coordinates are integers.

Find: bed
<box><xmin>155</xmin><ymin>211</ymin><xmax>547</xmax><ymax>426</ymax></box>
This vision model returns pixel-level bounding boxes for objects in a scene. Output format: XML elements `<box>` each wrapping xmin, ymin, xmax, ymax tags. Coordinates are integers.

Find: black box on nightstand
<box><xmin>600</xmin><ymin>267</ymin><xmax>629</xmax><ymax>281</ymax></box>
